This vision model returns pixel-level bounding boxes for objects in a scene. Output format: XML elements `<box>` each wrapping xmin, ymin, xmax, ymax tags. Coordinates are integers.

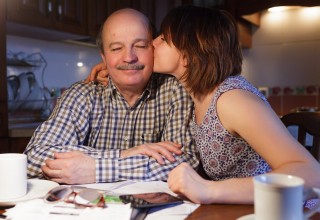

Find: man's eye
<box><xmin>135</xmin><ymin>45</ymin><xmax>148</xmax><ymax>49</ymax></box>
<box><xmin>110</xmin><ymin>47</ymin><xmax>121</xmax><ymax>52</ymax></box>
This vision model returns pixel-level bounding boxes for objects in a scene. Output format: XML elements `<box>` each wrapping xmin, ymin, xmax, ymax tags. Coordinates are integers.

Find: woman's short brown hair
<box><xmin>160</xmin><ymin>5</ymin><xmax>243</xmax><ymax>99</ymax></box>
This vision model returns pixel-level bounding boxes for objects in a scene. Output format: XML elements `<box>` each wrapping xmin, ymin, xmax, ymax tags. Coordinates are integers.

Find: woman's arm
<box><xmin>218</xmin><ymin>89</ymin><xmax>320</xmax><ymax>187</ymax></box>
<box><xmin>168</xmin><ymin>89</ymin><xmax>320</xmax><ymax>204</ymax></box>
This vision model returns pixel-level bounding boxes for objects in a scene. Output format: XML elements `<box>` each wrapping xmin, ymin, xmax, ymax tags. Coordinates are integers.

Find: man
<box><xmin>24</xmin><ymin>8</ymin><xmax>198</xmax><ymax>184</ymax></box>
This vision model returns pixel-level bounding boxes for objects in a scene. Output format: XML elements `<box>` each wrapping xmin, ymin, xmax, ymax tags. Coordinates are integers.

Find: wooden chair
<box><xmin>281</xmin><ymin>111</ymin><xmax>320</xmax><ymax>161</ymax></box>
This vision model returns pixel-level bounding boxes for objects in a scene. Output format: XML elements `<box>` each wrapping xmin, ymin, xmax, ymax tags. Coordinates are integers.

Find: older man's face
<box><xmin>101</xmin><ymin>11</ymin><xmax>154</xmax><ymax>93</ymax></box>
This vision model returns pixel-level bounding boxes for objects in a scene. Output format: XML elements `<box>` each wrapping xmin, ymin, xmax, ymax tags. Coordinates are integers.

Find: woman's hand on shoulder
<box><xmin>85</xmin><ymin>62</ymin><xmax>109</xmax><ymax>86</ymax></box>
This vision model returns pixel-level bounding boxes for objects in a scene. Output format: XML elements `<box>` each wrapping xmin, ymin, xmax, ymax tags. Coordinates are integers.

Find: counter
<box><xmin>9</xmin><ymin>122</ymin><xmax>41</xmax><ymax>137</ymax></box>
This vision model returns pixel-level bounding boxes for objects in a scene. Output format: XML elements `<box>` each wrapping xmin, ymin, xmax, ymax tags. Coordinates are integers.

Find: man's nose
<box><xmin>123</xmin><ymin>48</ymin><xmax>138</xmax><ymax>63</ymax></box>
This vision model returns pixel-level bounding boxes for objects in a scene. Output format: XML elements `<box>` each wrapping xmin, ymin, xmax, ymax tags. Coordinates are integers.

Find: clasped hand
<box><xmin>42</xmin><ymin>141</ymin><xmax>182</xmax><ymax>184</ymax></box>
<box><xmin>42</xmin><ymin>151</ymin><xmax>95</xmax><ymax>184</ymax></box>
<box><xmin>121</xmin><ymin>141</ymin><xmax>183</xmax><ymax>165</ymax></box>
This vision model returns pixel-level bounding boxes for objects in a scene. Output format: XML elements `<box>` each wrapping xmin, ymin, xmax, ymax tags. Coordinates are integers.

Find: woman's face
<box><xmin>152</xmin><ymin>35</ymin><xmax>186</xmax><ymax>79</ymax></box>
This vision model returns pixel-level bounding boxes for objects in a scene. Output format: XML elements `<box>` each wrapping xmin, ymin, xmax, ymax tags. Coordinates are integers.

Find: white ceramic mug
<box><xmin>254</xmin><ymin>173</ymin><xmax>320</xmax><ymax>220</ymax></box>
<box><xmin>0</xmin><ymin>153</ymin><xmax>27</xmax><ymax>200</ymax></box>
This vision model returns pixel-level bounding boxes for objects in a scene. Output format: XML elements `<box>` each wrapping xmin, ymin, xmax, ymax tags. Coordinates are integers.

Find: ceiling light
<box><xmin>268</xmin><ymin>6</ymin><xmax>302</xmax><ymax>13</ymax></box>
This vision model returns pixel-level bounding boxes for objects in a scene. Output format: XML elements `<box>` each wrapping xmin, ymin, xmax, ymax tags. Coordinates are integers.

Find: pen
<box><xmin>49</xmin><ymin>212</ymin><xmax>79</xmax><ymax>216</ymax></box>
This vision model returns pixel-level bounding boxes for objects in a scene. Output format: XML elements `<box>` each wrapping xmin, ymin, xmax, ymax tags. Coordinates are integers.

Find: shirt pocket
<box><xmin>140</xmin><ymin>132</ymin><xmax>161</xmax><ymax>143</ymax></box>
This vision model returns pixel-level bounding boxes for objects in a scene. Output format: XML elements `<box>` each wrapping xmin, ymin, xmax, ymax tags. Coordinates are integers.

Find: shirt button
<box><xmin>124</xmin><ymin>136</ymin><xmax>128</xmax><ymax>141</ymax></box>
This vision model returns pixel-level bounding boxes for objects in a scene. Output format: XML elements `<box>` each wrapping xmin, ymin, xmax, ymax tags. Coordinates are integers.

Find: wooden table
<box><xmin>186</xmin><ymin>204</ymin><xmax>254</xmax><ymax>219</ymax></box>
<box><xmin>1</xmin><ymin>203</ymin><xmax>320</xmax><ymax>219</ymax></box>
<box><xmin>186</xmin><ymin>204</ymin><xmax>320</xmax><ymax>220</ymax></box>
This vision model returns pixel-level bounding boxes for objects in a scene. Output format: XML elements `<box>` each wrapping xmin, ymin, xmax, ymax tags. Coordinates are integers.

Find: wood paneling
<box><xmin>0</xmin><ymin>0</ymin><xmax>8</xmax><ymax>138</ymax></box>
<box><xmin>0</xmin><ymin>138</ymin><xmax>9</xmax><ymax>153</ymax></box>
<box><xmin>9</xmin><ymin>137</ymin><xmax>31</xmax><ymax>153</ymax></box>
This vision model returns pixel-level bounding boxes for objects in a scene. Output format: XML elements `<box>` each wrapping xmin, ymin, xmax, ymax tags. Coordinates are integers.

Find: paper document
<box><xmin>80</xmin><ymin>180</ymin><xmax>174</xmax><ymax>195</ymax></box>
<box><xmin>4</xmin><ymin>181</ymin><xmax>199</xmax><ymax>220</ymax></box>
<box><xmin>4</xmin><ymin>199</ymin><xmax>132</xmax><ymax>220</ymax></box>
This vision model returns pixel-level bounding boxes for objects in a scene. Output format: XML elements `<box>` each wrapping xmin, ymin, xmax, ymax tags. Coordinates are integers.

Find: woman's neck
<box><xmin>191</xmin><ymin>89</ymin><xmax>217</xmax><ymax>125</ymax></box>
<box><xmin>177</xmin><ymin>77</ymin><xmax>218</xmax><ymax>124</ymax></box>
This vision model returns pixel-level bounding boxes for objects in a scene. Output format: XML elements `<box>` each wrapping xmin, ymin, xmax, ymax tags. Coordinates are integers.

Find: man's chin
<box><xmin>153</xmin><ymin>71</ymin><xmax>172</xmax><ymax>76</ymax></box>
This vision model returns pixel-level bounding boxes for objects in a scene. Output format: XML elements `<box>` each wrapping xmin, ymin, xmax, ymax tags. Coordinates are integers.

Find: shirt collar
<box><xmin>107</xmin><ymin>75</ymin><xmax>153</xmax><ymax>104</ymax></box>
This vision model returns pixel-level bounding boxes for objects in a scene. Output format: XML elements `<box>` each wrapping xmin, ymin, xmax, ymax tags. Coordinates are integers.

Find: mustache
<box><xmin>116</xmin><ymin>64</ymin><xmax>145</xmax><ymax>70</ymax></box>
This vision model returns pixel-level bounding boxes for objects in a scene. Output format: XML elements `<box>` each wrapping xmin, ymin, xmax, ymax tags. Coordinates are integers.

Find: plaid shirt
<box><xmin>25</xmin><ymin>73</ymin><xmax>199</xmax><ymax>182</ymax></box>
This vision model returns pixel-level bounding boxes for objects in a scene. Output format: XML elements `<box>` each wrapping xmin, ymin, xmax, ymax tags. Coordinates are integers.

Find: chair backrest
<box><xmin>281</xmin><ymin>111</ymin><xmax>320</xmax><ymax>161</ymax></box>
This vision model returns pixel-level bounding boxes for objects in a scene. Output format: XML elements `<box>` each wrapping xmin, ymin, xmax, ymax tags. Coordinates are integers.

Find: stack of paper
<box><xmin>3</xmin><ymin>180</ymin><xmax>199</xmax><ymax>220</ymax></box>
<box><xmin>4</xmin><ymin>199</ymin><xmax>132</xmax><ymax>220</ymax></box>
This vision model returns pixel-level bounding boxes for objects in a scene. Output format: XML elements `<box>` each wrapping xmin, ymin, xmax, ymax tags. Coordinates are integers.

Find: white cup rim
<box><xmin>0</xmin><ymin>153</ymin><xmax>27</xmax><ymax>160</ymax></box>
<box><xmin>254</xmin><ymin>173</ymin><xmax>304</xmax><ymax>187</ymax></box>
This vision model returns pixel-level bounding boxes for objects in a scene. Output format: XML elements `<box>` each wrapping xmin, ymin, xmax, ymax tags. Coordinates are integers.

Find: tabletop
<box><xmin>186</xmin><ymin>204</ymin><xmax>320</xmax><ymax>220</ymax></box>
<box><xmin>186</xmin><ymin>204</ymin><xmax>253</xmax><ymax>220</ymax></box>
<box><xmin>2</xmin><ymin>204</ymin><xmax>320</xmax><ymax>219</ymax></box>
<box><xmin>1</xmin><ymin>179</ymin><xmax>320</xmax><ymax>220</ymax></box>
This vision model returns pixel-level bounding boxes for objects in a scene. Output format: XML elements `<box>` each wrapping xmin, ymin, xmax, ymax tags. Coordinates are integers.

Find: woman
<box><xmin>152</xmin><ymin>5</ymin><xmax>320</xmax><ymax>205</ymax></box>
<box><xmin>87</xmin><ymin>5</ymin><xmax>320</xmax><ymax>205</ymax></box>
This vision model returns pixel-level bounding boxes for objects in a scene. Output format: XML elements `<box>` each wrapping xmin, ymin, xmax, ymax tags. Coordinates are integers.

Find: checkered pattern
<box><xmin>25</xmin><ymin>73</ymin><xmax>199</xmax><ymax>182</ymax></box>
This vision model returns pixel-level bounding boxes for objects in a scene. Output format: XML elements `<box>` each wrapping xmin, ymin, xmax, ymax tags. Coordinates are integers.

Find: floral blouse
<box><xmin>191</xmin><ymin>75</ymin><xmax>271</xmax><ymax>181</ymax></box>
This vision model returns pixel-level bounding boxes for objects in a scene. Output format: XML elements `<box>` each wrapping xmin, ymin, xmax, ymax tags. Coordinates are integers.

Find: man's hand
<box><xmin>42</xmin><ymin>151</ymin><xmax>96</xmax><ymax>184</ymax></box>
<box><xmin>85</xmin><ymin>62</ymin><xmax>109</xmax><ymax>86</ymax></box>
<box><xmin>120</xmin><ymin>141</ymin><xmax>183</xmax><ymax>165</ymax></box>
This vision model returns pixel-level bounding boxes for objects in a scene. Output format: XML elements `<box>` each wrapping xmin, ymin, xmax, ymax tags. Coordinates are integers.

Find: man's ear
<box><xmin>100</xmin><ymin>53</ymin><xmax>107</xmax><ymax>64</ymax></box>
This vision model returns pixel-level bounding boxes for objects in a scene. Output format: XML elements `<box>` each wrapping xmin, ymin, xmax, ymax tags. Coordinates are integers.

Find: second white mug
<box><xmin>254</xmin><ymin>173</ymin><xmax>320</xmax><ymax>220</ymax></box>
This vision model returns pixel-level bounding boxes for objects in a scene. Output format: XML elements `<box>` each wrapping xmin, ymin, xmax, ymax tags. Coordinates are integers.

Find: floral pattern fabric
<box><xmin>192</xmin><ymin>76</ymin><xmax>271</xmax><ymax>181</ymax></box>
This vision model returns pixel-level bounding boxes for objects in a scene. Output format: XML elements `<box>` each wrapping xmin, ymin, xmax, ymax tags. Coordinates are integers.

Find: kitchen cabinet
<box><xmin>7</xmin><ymin>0</ymin><xmax>88</xmax><ymax>36</ymax></box>
<box><xmin>7</xmin><ymin>0</ymin><xmax>157</xmax><ymax>40</ymax></box>
<box><xmin>7</xmin><ymin>0</ymin><xmax>191</xmax><ymax>40</ymax></box>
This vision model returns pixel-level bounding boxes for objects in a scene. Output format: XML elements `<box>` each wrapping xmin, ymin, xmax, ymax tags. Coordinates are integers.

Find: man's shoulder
<box><xmin>58</xmin><ymin>81</ymin><xmax>106</xmax><ymax>110</ymax></box>
<box><xmin>151</xmin><ymin>73</ymin><xmax>179</xmax><ymax>86</ymax></box>
<box><xmin>66</xmin><ymin>81</ymin><xmax>104</xmax><ymax>96</ymax></box>
<box><xmin>149</xmin><ymin>73</ymin><xmax>190</xmax><ymax>100</ymax></box>
<box><xmin>152</xmin><ymin>73</ymin><xmax>176</xmax><ymax>80</ymax></box>
<box><xmin>57</xmin><ymin>81</ymin><xmax>107</xmax><ymax>107</ymax></box>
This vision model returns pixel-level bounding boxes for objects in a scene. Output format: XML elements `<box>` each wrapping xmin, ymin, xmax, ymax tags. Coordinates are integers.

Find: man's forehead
<box><xmin>104</xmin><ymin>24</ymin><xmax>151</xmax><ymax>45</ymax></box>
<box><xmin>105</xmin><ymin>28</ymin><xmax>151</xmax><ymax>42</ymax></box>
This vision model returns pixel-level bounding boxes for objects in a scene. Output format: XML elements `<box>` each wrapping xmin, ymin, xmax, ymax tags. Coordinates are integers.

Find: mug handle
<box><xmin>304</xmin><ymin>188</ymin><xmax>320</xmax><ymax>219</ymax></box>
